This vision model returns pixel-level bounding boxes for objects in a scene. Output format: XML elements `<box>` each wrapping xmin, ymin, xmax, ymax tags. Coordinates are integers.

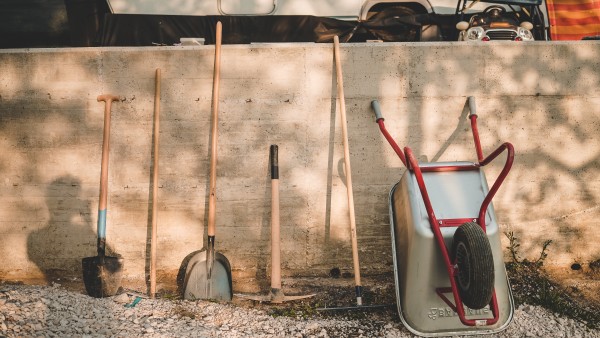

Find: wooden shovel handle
<box><xmin>208</xmin><ymin>22</ymin><xmax>222</xmax><ymax>237</ymax></box>
<box><xmin>96</xmin><ymin>95</ymin><xmax>120</xmax><ymax>213</ymax></box>
<box><xmin>334</xmin><ymin>36</ymin><xmax>362</xmax><ymax>302</ymax></box>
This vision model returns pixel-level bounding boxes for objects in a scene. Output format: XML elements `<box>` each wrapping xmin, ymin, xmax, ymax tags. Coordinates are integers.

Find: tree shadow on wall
<box><xmin>27</xmin><ymin>175</ymin><xmax>115</xmax><ymax>287</ymax></box>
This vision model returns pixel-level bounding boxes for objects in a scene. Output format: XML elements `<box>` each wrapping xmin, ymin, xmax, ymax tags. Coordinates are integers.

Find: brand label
<box><xmin>427</xmin><ymin>306</ymin><xmax>490</xmax><ymax>320</ymax></box>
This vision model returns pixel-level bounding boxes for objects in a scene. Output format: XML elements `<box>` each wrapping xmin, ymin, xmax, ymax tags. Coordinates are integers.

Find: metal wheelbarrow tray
<box><xmin>371</xmin><ymin>98</ymin><xmax>515</xmax><ymax>336</ymax></box>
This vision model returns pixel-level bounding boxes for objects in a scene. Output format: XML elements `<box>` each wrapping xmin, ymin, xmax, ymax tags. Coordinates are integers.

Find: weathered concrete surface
<box><xmin>0</xmin><ymin>42</ymin><xmax>599</xmax><ymax>292</ymax></box>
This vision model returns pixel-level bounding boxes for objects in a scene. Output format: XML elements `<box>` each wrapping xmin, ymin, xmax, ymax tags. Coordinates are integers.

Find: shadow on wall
<box><xmin>27</xmin><ymin>175</ymin><xmax>115</xmax><ymax>283</ymax></box>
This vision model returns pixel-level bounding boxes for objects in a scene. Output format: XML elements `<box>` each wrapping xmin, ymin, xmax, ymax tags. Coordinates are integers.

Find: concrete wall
<box><xmin>1</xmin><ymin>42</ymin><xmax>599</xmax><ymax>292</ymax></box>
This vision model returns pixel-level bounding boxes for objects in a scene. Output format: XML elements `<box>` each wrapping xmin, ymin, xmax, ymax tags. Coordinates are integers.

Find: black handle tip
<box><xmin>270</xmin><ymin>145</ymin><xmax>279</xmax><ymax>179</ymax></box>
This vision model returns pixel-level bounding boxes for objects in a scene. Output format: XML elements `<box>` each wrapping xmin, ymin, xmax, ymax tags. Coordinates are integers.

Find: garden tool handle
<box><xmin>334</xmin><ymin>35</ymin><xmax>362</xmax><ymax>306</ymax></box>
<box><xmin>371</xmin><ymin>100</ymin><xmax>384</xmax><ymax>122</ymax></box>
<box><xmin>150</xmin><ymin>69</ymin><xmax>161</xmax><ymax>298</ymax></box>
<box><xmin>97</xmin><ymin>95</ymin><xmax>120</xmax><ymax>211</ymax></box>
<box><xmin>269</xmin><ymin>145</ymin><xmax>281</xmax><ymax>290</ymax></box>
<box><xmin>207</xmin><ymin>22</ymin><xmax>222</xmax><ymax>237</ymax></box>
<box><xmin>468</xmin><ymin>96</ymin><xmax>477</xmax><ymax>117</ymax></box>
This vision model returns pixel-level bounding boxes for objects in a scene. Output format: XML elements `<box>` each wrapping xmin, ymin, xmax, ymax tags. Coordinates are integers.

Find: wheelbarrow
<box><xmin>371</xmin><ymin>98</ymin><xmax>514</xmax><ymax>336</ymax></box>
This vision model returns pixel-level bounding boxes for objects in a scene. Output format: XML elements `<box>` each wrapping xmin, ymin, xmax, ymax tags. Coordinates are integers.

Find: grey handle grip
<box><xmin>371</xmin><ymin>100</ymin><xmax>384</xmax><ymax>121</ymax></box>
<box><xmin>468</xmin><ymin>96</ymin><xmax>477</xmax><ymax>117</ymax></box>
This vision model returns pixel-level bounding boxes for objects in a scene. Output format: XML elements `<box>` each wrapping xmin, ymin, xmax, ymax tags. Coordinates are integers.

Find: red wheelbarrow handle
<box><xmin>468</xmin><ymin>97</ymin><xmax>515</xmax><ymax>229</ymax></box>
<box><xmin>476</xmin><ymin>142</ymin><xmax>514</xmax><ymax>230</ymax></box>
<box><xmin>371</xmin><ymin>100</ymin><xmax>407</xmax><ymax>166</ymax></box>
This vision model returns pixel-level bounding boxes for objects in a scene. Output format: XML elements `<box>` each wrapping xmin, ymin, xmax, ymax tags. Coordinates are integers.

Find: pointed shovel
<box><xmin>182</xmin><ymin>21</ymin><xmax>233</xmax><ymax>301</ymax></box>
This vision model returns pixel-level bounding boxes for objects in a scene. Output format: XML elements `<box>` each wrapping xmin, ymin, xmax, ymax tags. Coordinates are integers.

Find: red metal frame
<box><xmin>375</xmin><ymin>104</ymin><xmax>514</xmax><ymax>327</ymax></box>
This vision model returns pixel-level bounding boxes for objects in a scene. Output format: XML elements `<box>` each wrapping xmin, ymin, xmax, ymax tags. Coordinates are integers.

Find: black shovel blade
<box><xmin>183</xmin><ymin>250</ymin><xmax>232</xmax><ymax>301</ymax></box>
<box><xmin>82</xmin><ymin>255</ymin><xmax>124</xmax><ymax>298</ymax></box>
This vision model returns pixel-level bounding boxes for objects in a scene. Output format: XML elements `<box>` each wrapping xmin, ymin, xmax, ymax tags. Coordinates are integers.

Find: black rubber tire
<box><xmin>451</xmin><ymin>222</ymin><xmax>495</xmax><ymax>309</ymax></box>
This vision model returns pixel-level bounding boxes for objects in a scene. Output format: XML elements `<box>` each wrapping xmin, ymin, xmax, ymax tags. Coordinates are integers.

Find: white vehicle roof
<box><xmin>107</xmin><ymin>0</ymin><xmax>541</xmax><ymax>19</ymax></box>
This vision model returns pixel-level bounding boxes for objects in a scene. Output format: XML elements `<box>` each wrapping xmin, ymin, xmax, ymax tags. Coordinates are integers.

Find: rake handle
<box><xmin>334</xmin><ymin>35</ymin><xmax>362</xmax><ymax>305</ymax></box>
<box><xmin>150</xmin><ymin>69</ymin><xmax>161</xmax><ymax>298</ymax></box>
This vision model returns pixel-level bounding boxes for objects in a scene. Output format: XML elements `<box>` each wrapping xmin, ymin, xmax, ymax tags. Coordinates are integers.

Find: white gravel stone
<box><xmin>113</xmin><ymin>293</ymin><xmax>130</xmax><ymax>304</ymax></box>
<box><xmin>0</xmin><ymin>285</ymin><xmax>598</xmax><ymax>337</ymax></box>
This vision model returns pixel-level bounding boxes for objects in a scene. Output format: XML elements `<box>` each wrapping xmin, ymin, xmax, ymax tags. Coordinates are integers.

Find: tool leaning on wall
<box><xmin>82</xmin><ymin>94</ymin><xmax>124</xmax><ymax>298</ymax></box>
<box><xmin>149</xmin><ymin>68</ymin><xmax>161</xmax><ymax>299</ymax></box>
<box><xmin>182</xmin><ymin>21</ymin><xmax>233</xmax><ymax>302</ymax></box>
<box><xmin>236</xmin><ymin>145</ymin><xmax>316</xmax><ymax>303</ymax></box>
<box><xmin>317</xmin><ymin>36</ymin><xmax>390</xmax><ymax>311</ymax></box>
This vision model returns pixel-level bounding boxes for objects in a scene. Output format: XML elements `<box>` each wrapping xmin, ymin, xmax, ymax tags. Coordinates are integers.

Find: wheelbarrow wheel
<box><xmin>451</xmin><ymin>222</ymin><xmax>494</xmax><ymax>310</ymax></box>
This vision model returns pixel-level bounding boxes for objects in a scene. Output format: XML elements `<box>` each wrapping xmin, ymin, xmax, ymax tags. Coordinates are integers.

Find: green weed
<box><xmin>504</xmin><ymin>232</ymin><xmax>599</xmax><ymax>329</ymax></box>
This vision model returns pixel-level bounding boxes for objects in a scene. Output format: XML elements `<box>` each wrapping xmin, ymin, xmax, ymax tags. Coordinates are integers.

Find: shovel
<box><xmin>236</xmin><ymin>145</ymin><xmax>315</xmax><ymax>303</ymax></box>
<box><xmin>82</xmin><ymin>94</ymin><xmax>124</xmax><ymax>298</ymax></box>
<box><xmin>182</xmin><ymin>21</ymin><xmax>233</xmax><ymax>301</ymax></box>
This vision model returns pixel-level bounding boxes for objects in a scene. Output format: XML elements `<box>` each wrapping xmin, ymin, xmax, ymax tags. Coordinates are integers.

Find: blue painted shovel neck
<box><xmin>97</xmin><ymin>209</ymin><xmax>107</xmax><ymax>257</ymax></box>
<box><xmin>97</xmin><ymin>209</ymin><xmax>107</xmax><ymax>238</ymax></box>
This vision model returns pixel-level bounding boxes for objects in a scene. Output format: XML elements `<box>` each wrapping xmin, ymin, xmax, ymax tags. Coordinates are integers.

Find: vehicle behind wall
<box><xmin>454</xmin><ymin>0</ymin><xmax>548</xmax><ymax>41</ymax></box>
<box><xmin>105</xmin><ymin>0</ymin><xmax>444</xmax><ymax>41</ymax></box>
<box><xmin>63</xmin><ymin>0</ymin><xmax>549</xmax><ymax>46</ymax></box>
<box><xmin>106</xmin><ymin>0</ymin><xmax>431</xmax><ymax>20</ymax></box>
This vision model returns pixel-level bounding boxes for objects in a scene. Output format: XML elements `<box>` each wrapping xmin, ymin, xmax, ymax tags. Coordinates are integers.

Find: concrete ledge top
<box><xmin>1</xmin><ymin>40</ymin><xmax>599</xmax><ymax>54</ymax></box>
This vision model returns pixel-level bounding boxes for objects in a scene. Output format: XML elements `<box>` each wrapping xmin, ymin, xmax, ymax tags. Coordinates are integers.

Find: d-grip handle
<box><xmin>371</xmin><ymin>100</ymin><xmax>384</xmax><ymax>122</ymax></box>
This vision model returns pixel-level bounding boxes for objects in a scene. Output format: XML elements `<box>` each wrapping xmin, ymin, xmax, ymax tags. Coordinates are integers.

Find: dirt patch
<box><xmin>506</xmin><ymin>262</ymin><xmax>600</xmax><ymax>328</ymax></box>
<box><xmin>544</xmin><ymin>264</ymin><xmax>600</xmax><ymax>307</ymax></box>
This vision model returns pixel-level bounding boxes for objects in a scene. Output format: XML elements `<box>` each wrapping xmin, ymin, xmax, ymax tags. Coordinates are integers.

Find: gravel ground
<box><xmin>1</xmin><ymin>283</ymin><xmax>598</xmax><ymax>338</ymax></box>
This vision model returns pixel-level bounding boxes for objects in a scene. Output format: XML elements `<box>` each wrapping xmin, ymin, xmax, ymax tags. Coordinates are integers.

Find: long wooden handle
<box><xmin>270</xmin><ymin>145</ymin><xmax>281</xmax><ymax>290</ymax></box>
<box><xmin>334</xmin><ymin>36</ymin><xmax>362</xmax><ymax>305</ymax></box>
<box><xmin>207</xmin><ymin>22</ymin><xmax>222</xmax><ymax>237</ymax></box>
<box><xmin>97</xmin><ymin>95</ymin><xmax>120</xmax><ymax>213</ymax></box>
<box><xmin>150</xmin><ymin>68</ymin><xmax>161</xmax><ymax>298</ymax></box>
